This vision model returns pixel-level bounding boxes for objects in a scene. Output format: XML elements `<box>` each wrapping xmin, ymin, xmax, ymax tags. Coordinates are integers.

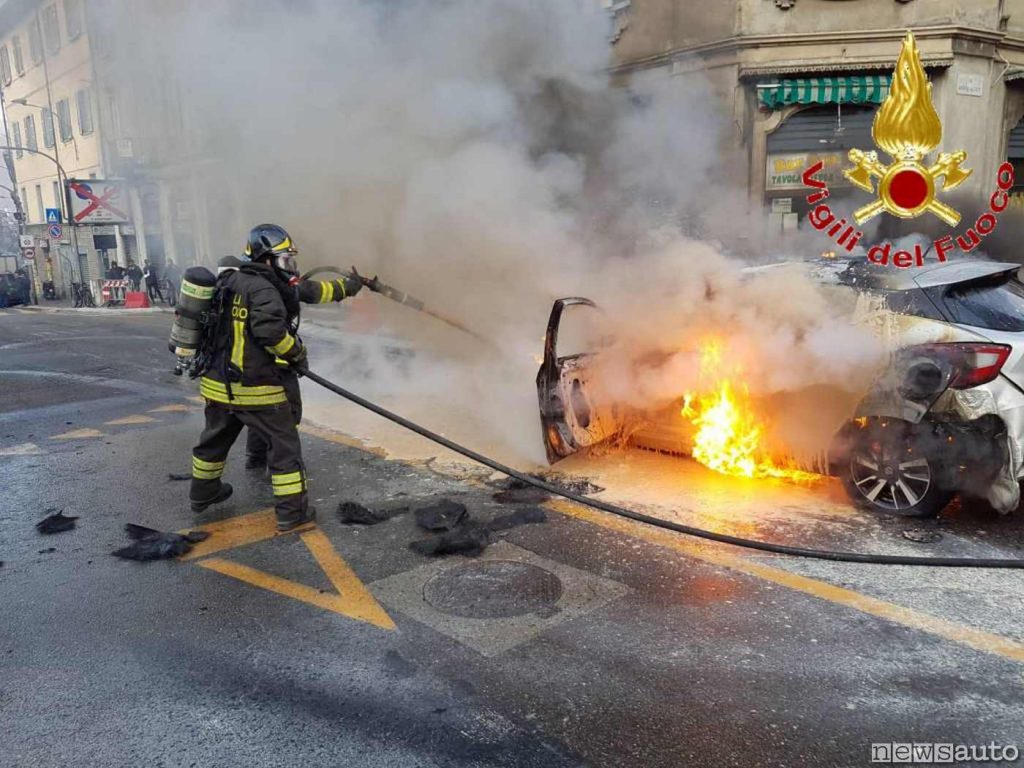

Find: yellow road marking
<box><xmin>105</xmin><ymin>414</ymin><xmax>158</xmax><ymax>426</ymax></box>
<box><xmin>299</xmin><ymin>423</ymin><xmax>388</xmax><ymax>457</ymax></box>
<box><xmin>300</xmin><ymin>528</ymin><xmax>396</xmax><ymax>629</ymax></box>
<box><xmin>179</xmin><ymin>508</ymin><xmax>313</xmax><ymax>561</ymax></box>
<box><xmin>197</xmin><ymin>557</ymin><xmax>392</xmax><ymax>627</ymax></box>
<box><xmin>149</xmin><ymin>404</ymin><xmax>194</xmax><ymax>413</ymax></box>
<box><xmin>544</xmin><ymin>499</ymin><xmax>1024</xmax><ymax>664</ymax></box>
<box><xmin>51</xmin><ymin>428</ymin><xmax>106</xmax><ymax>440</ymax></box>
<box><xmin>180</xmin><ymin>510</ymin><xmax>393</xmax><ymax>629</ymax></box>
<box><xmin>0</xmin><ymin>442</ymin><xmax>43</xmax><ymax>456</ymax></box>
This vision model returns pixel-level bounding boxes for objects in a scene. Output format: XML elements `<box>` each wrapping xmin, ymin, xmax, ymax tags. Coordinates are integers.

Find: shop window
<box><xmin>12</xmin><ymin>35</ymin><xmax>23</xmax><ymax>74</ymax></box>
<box><xmin>0</xmin><ymin>46</ymin><xmax>11</xmax><ymax>85</ymax></box>
<box><xmin>42</xmin><ymin>5</ymin><xmax>61</xmax><ymax>55</ymax></box>
<box><xmin>64</xmin><ymin>0</ymin><xmax>82</xmax><ymax>40</ymax></box>
<box><xmin>76</xmin><ymin>88</ymin><xmax>93</xmax><ymax>134</ymax></box>
<box><xmin>56</xmin><ymin>98</ymin><xmax>72</xmax><ymax>142</ymax></box>
<box><xmin>11</xmin><ymin>123</ymin><xmax>22</xmax><ymax>158</ymax></box>
<box><xmin>42</xmin><ymin>108</ymin><xmax>55</xmax><ymax>148</ymax></box>
<box><xmin>24</xmin><ymin>114</ymin><xmax>37</xmax><ymax>151</ymax></box>
<box><xmin>28</xmin><ymin>16</ymin><xmax>42</xmax><ymax>63</ymax></box>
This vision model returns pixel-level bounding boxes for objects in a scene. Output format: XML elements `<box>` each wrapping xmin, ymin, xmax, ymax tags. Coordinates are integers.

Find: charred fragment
<box><xmin>112</xmin><ymin>524</ymin><xmax>211</xmax><ymax>561</ymax></box>
<box><xmin>337</xmin><ymin>502</ymin><xmax>408</xmax><ymax>525</ymax></box>
<box><xmin>36</xmin><ymin>511</ymin><xmax>79</xmax><ymax>535</ymax></box>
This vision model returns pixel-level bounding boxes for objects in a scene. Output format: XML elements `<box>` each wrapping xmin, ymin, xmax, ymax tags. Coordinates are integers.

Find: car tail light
<box><xmin>909</xmin><ymin>342</ymin><xmax>1011</xmax><ymax>390</ymax></box>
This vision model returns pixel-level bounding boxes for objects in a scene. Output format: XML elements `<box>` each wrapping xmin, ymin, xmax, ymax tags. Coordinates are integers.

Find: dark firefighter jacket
<box><xmin>199</xmin><ymin>265</ymin><xmax>357</xmax><ymax>408</ymax></box>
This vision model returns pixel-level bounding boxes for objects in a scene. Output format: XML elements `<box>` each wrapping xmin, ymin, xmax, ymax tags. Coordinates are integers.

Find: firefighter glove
<box><xmin>288</xmin><ymin>344</ymin><xmax>309</xmax><ymax>374</ymax></box>
<box><xmin>340</xmin><ymin>273</ymin><xmax>363</xmax><ymax>298</ymax></box>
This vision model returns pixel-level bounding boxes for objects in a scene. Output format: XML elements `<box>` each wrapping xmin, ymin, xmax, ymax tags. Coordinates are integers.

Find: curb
<box><xmin>18</xmin><ymin>305</ymin><xmax>174</xmax><ymax>315</ymax></box>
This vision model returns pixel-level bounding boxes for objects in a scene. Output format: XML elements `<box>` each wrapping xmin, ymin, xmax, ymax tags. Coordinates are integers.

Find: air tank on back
<box><xmin>168</xmin><ymin>266</ymin><xmax>217</xmax><ymax>373</ymax></box>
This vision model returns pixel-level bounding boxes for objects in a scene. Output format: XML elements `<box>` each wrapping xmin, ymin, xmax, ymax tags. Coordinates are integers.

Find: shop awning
<box><xmin>757</xmin><ymin>75</ymin><xmax>891</xmax><ymax>110</ymax></box>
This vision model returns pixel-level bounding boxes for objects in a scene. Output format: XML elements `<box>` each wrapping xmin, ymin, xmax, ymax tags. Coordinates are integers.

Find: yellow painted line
<box><xmin>301</xmin><ymin>529</ymin><xmax>396</xmax><ymax>630</ymax></box>
<box><xmin>0</xmin><ymin>442</ymin><xmax>43</xmax><ymax>456</ymax></box>
<box><xmin>178</xmin><ymin>508</ymin><xmax>313</xmax><ymax>561</ymax></box>
<box><xmin>51</xmin><ymin>427</ymin><xmax>106</xmax><ymax>440</ymax></box>
<box><xmin>197</xmin><ymin>557</ymin><xmax>393</xmax><ymax>627</ymax></box>
<box><xmin>299</xmin><ymin>423</ymin><xmax>388</xmax><ymax>458</ymax></box>
<box><xmin>149</xmin><ymin>404</ymin><xmax>194</xmax><ymax>413</ymax></box>
<box><xmin>105</xmin><ymin>414</ymin><xmax>158</xmax><ymax>426</ymax></box>
<box><xmin>544</xmin><ymin>498</ymin><xmax>1024</xmax><ymax>664</ymax></box>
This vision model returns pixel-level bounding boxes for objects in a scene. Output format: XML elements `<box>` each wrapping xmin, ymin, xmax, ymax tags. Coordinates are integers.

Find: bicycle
<box><xmin>71</xmin><ymin>282</ymin><xmax>96</xmax><ymax>308</ymax></box>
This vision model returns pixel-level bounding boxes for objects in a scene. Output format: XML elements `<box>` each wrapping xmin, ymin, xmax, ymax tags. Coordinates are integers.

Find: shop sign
<box><xmin>766</xmin><ymin>151</ymin><xmax>849</xmax><ymax>192</ymax></box>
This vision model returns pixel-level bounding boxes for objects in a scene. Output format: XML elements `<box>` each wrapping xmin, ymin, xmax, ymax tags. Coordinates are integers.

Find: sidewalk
<box><xmin>19</xmin><ymin>299</ymin><xmax>174</xmax><ymax>314</ymax></box>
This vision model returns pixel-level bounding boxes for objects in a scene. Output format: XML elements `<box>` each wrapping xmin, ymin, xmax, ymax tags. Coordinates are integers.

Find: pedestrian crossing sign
<box><xmin>45</xmin><ymin>208</ymin><xmax>62</xmax><ymax>224</ymax></box>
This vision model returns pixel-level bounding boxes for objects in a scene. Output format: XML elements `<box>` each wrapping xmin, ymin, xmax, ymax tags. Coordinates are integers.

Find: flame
<box><xmin>872</xmin><ymin>31</ymin><xmax>941</xmax><ymax>160</ymax></box>
<box><xmin>681</xmin><ymin>340</ymin><xmax>820</xmax><ymax>483</ymax></box>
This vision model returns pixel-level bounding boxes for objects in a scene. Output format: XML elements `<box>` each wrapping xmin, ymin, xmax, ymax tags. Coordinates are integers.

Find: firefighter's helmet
<box><xmin>245</xmin><ymin>223</ymin><xmax>299</xmax><ymax>279</ymax></box>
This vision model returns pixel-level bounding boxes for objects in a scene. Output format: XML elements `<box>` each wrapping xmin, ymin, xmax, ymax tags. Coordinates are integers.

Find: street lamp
<box><xmin>0</xmin><ymin>143</ymin><xmax>84</xmax><ymax>293</ymax></box>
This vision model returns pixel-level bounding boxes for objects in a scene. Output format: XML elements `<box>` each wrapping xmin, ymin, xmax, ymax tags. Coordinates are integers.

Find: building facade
<box><xmin>0</xmin><ymin>0</ymin><xmax>215</xmax><ymax>298</ymax></box>
<box><xmin>609</xmin><ymin>0</ymin><xmax>1024</xmax><ymax>236</ymax></box>
<box><xmin>0</xmin><ymin>0</ymin><xmax>108</xmax><ymax>294</ymax></box>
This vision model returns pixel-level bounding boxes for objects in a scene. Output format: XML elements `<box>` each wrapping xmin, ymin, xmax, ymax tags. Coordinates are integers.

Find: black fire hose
<box><xmin>303</xmin><ymin>369</ymin><xmax>1024</xmax><ymax>569</ymax></box>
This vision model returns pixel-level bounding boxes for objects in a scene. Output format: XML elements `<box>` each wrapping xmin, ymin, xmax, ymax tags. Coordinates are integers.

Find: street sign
<box><xmin>45</xmin><ymin>208</ymin><xmax>62</xmax><ymax>224</ymax></box>
<box><xmin>67</xmin><ymin>179</ymin><xmax>130</xmax><ymax>225</ymax></box>
<box><xmin>19</xmin><ymin>235</ymin><xmax>34</xmax><ymax>248</ymax></box>
<box><xmin>22</xmin><ymin>247</ymin><xmax>34</xmax><ymax>261</ymax></box>
<box><xmin>48</xmin><ymin>223</ymin><xmax>63</xmax><ymax>239</ymax></box>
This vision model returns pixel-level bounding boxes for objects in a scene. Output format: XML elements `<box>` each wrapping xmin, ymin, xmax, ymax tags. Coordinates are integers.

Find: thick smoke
<box><xmin>105</xmin><ymin>0</ymin><xmax>882</xmax><ymax>464</ymax></box>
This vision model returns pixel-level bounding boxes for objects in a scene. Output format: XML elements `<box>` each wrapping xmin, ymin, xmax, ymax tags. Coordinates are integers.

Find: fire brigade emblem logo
<box><xmin>844</xmin><ymin>31</ymin><xmax>971</xmax><ymax>226</ymax></box>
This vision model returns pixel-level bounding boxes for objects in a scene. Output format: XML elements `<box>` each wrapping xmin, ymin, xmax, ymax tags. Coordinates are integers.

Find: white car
<box><xmin>536</xmin><ymin>257</ymin><xmax>1024</xmax><ymax>518</ymax></box>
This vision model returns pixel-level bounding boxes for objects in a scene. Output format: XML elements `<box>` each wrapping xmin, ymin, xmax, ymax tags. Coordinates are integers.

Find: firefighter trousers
<box><xmin>191</xmin><ymin>400</ymin><xmax>308</xmax><ymax>524</ymax></box>
<box><xmin>246</xmin><ymin>370</ymin><xmax>302</xmax><ymax>462</ymax></box>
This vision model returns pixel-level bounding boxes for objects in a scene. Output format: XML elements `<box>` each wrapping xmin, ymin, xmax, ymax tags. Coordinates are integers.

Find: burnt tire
<box><xmin>839</xmin><ymin>419</ymin><xmax>954</xmax><ymax>518</ymax></box>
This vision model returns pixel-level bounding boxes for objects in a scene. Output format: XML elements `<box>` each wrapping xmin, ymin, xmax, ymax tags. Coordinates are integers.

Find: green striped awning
<box><xmin>757</xmin><ymin>75</ymin><xmax>891</xmax><ymax>109</ymax></box>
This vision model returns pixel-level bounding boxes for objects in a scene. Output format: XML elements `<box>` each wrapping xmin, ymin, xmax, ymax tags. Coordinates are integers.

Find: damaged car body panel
<box><xmin>536</xmin><ymin>298</ymin><xmax>623</xmax><ymax>463</ymax></box>
<box><xmin>537</xmin><ymin>257</ymin><xmax>1024</xmax><ymax>516</ymax></box>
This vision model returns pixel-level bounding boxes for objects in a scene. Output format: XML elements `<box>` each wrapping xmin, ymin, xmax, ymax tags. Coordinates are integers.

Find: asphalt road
<box><xmin>2</xmin><ymin>306</ymin><xmax>1024</xmax><ymax>768</ymax></box>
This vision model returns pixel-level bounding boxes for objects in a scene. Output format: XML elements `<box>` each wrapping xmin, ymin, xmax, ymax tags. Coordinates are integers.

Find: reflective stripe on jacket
<box><xmin>298</xmin><ymin>278</ymin><xmax>352</xmax><ymax>304</ymax></box>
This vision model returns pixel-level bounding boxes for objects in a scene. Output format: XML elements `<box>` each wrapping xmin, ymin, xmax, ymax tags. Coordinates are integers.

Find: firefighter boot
<box><xmin>190</xmin><ymin>482</ymin><xmax>234</xmax><ymax>514</ymax></box>
<box><xmin>276</xmin><ymin>504</ymin><xmax>317</xmax><ymax>532</ymax></box>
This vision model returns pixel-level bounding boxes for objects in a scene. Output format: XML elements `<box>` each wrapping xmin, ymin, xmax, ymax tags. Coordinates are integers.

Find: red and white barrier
<box><xmin>102</xmin><ymin>279</ymin><xmax>129</xmax><ymax>305</ymax></box>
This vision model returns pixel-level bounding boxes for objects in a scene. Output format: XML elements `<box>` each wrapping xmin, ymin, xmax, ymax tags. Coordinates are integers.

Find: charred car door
<box><xmin>536</xmin><ymin>298</ymin><xmax>622</xmax><ymax>463</ymax></box>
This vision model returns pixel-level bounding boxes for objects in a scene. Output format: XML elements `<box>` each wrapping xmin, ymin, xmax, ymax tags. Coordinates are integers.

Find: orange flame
<box><xmin>681</xmin><ymin>340</ymin><xmax>820</xmax><ymax>483</ymax></box>
<box><xmin>872</xmin><ymin>31</ymin><xmax>941</xmax><ymax>160</ymax></box>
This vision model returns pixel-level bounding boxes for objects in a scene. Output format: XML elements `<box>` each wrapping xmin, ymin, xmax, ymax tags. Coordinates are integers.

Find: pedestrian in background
<box><xmin>105</xmin><ymin>261</ymin><xmax>126</xmax><ymax>280</ymax></box>
<box><xmin>164</xmin><ymin>258</ymin><xmax>181</xmax><ymax>304</ymax></box>
<box><xmin>143</xmin><ymin>260</ymin><xmax>164</xmax><ymax>303</ymax></box>
<box><xmin>127</xmin><ymin>262</ymin><xmax>143</xmax><ymax>291</ymax></box>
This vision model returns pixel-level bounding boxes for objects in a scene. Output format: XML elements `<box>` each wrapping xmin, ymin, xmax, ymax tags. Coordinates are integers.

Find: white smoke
<box><xmin>102</xmin><ymin>0</ymin><xmax>883</xmax><ymax>464</ymax></box>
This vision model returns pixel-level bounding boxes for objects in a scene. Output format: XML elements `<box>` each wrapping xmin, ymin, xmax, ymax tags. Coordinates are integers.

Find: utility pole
<box><xmin>0</xmin><ymin>86</ymin><xmax>35</xmax><ymax>303</ymax></box>
<box><xmin>37</xmin><ymin>7</ymin><xmax>82</xmax><ymax>288</ymax></box>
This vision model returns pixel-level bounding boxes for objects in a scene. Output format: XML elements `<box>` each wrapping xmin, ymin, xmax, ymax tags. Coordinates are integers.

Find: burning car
<box><xmin>536</xmin><ymin>256</ymin><xmax>1024</xmax><ymax>518</ymax></box>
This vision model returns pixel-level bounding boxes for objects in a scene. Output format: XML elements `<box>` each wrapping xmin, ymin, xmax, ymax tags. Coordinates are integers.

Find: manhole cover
<box><xmin>423</xmin><ymin>560</ymin><xmax>564</xmax><ymax>619</ymax></box>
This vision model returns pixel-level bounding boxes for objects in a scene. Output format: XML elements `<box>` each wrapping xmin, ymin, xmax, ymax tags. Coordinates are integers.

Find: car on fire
<box><xmin>536</xmin><ymin>253</ymin><xmax>1024</xmax><ymax>518</ymax></box>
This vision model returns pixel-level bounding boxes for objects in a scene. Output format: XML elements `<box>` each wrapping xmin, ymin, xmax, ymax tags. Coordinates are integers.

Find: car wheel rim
<box><xmin>849</xmin><ymin>446</ymin><xmax>931</xmax><ymax>511</ymax></box>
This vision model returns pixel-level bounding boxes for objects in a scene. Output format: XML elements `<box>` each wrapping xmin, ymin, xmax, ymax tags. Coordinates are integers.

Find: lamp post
<box><xmin>8</xmin><ymin>96</ymin><xmax>83</xmax><ymax>289</ymax></box>
<box><xmin>0</xmin><ymin>143</ymin><xmax>83</xmax><ymax>297</ymax></box>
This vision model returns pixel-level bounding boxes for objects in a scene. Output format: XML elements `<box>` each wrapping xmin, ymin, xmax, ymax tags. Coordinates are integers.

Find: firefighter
<box><xmin>189</xmin><ymin>224</ymin><xmax>360</xmax><ymax>531</ymax></box>
<box><xmin>242</xmin><ymin>226</ymin><xmax>364</xmax><ymax>471</ymax></box>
